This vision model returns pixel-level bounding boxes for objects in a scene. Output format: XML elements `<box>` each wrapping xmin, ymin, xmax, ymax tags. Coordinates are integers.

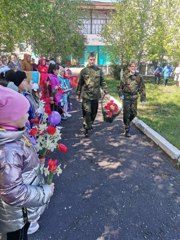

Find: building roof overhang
<box><xmin>81</xmin><ymin>1</ymin><xmax>115</xmax><ymax>11</ymax></box>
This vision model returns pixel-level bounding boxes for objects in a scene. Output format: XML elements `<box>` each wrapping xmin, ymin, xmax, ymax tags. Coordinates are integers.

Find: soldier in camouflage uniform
<box><xmin>118</xmin><ymin>62</ymin><xmax>146</xmax><ymax>137</ymax></box>
<box><xmin>76</xmin><ymin>52</ymin><xmax>108</xmax><ymax>137</ymax></box>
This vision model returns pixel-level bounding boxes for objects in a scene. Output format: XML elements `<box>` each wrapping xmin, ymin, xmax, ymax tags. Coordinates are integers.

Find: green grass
<box><xmin>106</xmin><ymin>77</ymin><xmax>180</xmax><ymax>149</ymax></box>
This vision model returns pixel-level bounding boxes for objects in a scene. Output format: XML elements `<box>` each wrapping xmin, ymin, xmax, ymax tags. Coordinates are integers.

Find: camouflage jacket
<box><xmin>76</xmin><ymin>65</ymin><xmax>108</xmax><ymax>100</ymax></box>
<box><xmin>118</xmin><ymin>70</ymin><xmax>146</xmax><ymax>102</ymax></box>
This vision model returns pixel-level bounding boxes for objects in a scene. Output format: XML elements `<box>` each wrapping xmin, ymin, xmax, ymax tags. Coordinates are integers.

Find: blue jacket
<box><xmin>163</xmin><ymin>65</ymin><xmax>172</xmax><ymax>78</ymax></box>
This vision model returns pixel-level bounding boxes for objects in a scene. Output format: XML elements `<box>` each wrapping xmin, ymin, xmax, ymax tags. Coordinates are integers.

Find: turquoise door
<box><xmin>80</xmin><ymin>46</ymin><xmax>110</xmax><ymax>66</ymax></box>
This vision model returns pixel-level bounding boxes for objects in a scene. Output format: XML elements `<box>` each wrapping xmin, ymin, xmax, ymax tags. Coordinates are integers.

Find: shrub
<box><xmin>110</xmin><ymin>64</ymin><xmax>121</xmax><ymax>79</ymax></box>
<box><xmin>110</xmin><ymin>64</ymin><xmax>128</xmax><ymax>79</ymax></box>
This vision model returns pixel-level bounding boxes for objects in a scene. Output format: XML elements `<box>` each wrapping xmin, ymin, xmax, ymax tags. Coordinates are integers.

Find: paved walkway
<box><xmin>30</xmin><ymin>94</ymin><xmax>180</xmax><ymax>240</ymax></box>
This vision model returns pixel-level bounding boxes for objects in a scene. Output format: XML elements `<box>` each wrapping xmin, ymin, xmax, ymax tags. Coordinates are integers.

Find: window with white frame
<box><xmin>81</xmin><ymin>10</ymin><xmax>111</xmax><ymax>34</ymax></box>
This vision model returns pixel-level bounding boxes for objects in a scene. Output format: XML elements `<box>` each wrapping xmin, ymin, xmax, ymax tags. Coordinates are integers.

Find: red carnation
<box><xmin>104</xmin><ymin>101</ymin><xmax>119</xmax><ymax>115</ymax></box>
<box><xmin>107</xmin><ymin>112</ymin><xmax>113</xmax><ymax>118</ymax></box>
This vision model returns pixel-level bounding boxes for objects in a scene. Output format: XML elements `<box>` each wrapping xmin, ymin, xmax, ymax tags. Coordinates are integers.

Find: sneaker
<box><xmin>61</xmin><ymin>115</ymin><xmax>68</xmax><ymax>120</ymax></box>
<box><xmin>27</xmin><ymin>222</ymin><xmax>39</xmax><ymax>235</ymax></box>
<box><xmin>66</xmin><ymin>113</ymin><xmax>72</xmax><ymax>117</ymax></box>
<box><xmin>124</xmin><ymin>131</ymin><xmax>131</xmax><ymax>137</ymax></box>
<box><xmin>56</xmin><ymin>126</ymin><xmax>63</xmax><ymax>130</ymax></box>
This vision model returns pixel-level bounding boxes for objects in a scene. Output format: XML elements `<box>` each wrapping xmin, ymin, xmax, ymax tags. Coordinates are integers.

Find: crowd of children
<box><xmin>0</xmin><ymin>53</ymin><xmax>77</xmax><ymax>122</ymax></box>
<box><xmin>0</xmin><ymin>53</ymin><xmax>77</xmax><ymax>240</ymax></box>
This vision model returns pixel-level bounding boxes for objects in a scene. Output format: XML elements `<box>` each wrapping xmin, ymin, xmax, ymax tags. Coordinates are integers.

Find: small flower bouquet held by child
<box><xmin>101</xmin><ymin>94</ymin><xmax>122</xmax><ymax>123</ymax></box>
<box><xmin>29</xmin><ymin>111</ymin><xmax>68</xmax><ymax>158</ymax></box>
<box><xmin>36</xmin><ymin>123</ymin><xmax>61</xmax><ymax>158</ymax></box>
<box><xmin>43</xmin><ymin>159</ymin><xmax>62</xmax><ymax>184</ymax></box>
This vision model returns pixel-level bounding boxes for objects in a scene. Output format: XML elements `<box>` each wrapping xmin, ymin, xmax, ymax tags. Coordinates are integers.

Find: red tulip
<box><xmin>48</xmin><ymin>159</ymin><xmax>58</xmax><ymax>173</ymax></box>
<box><xmin>47</xmin><ymin>125</ymin><xmax>56</xmax><ymax>135</ymax></box>
<box><xmin>29</xmin><ymin>127</ymin><xmax>38</xmax><ymax>136</ymax></box>
<box><xmin>58</xmin><ymin>143</ymin><xmax>68</xmax><ymax>153</ymax></box>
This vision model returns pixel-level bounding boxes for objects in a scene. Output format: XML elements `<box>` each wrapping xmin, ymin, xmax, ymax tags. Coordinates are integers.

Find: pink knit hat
<box><xmin>0</xmin><ymin>86</ymin><xmax>30</xmax><ymax>124</ymax></box>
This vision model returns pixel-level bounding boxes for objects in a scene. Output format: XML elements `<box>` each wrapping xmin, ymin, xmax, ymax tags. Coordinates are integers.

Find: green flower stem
<box><xmin>47</xmin><ymin>172</ymin><xmax>54</xmax><ymax>184</ymax></box>
<box><xmin>39</xmin><ymin>148</ymin><xmax>48</xmax><ymax>158</ymax></box>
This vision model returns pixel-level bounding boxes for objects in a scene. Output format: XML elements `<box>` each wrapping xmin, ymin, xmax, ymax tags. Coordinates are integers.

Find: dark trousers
<box><xmin>164</xmin><ymin>78</ymin><xmax>169</xmax><ymax>86</ymax></box>
<box><xmin>82</xmin><ymin>98</ymin><xmax>99</xmax><ymax>130</ymax></box>
<box><xmin>7</xmin><ymin>222</ymin><xmax>30</xmax><ymax>240</ymax></box>
<box><xmin>50</xmin><ymin>103</ymin><xmax>64</xmax><ymax>114</ymax></box>
<box><xmin>154</xmin><ymin>74</ymin><xmax>161</xmax><ymax>85</ymax></box>
<box><xmin>123</xmin><ymin>99</ymin><xmax>137</xmax><ymax>131</ymax></box>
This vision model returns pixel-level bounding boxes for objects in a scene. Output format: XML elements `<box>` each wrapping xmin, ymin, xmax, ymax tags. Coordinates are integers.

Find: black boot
<box><xmin>84</xmin><ymin>129</ymin><xmax>89</xmax><ymax>137</ymax></box>
<box><xmin>124</xmin><ymin>125</ymin><xmax>131</xmax><ymax>137</ymax></box>
<box><xmin>125</xmin><ymin>130</ymin><xmax>131</xmax><ymax>137</ymax></box>
<box><xmin>90</xmin><ymin>121</ymin><xmax>93</xmax><ymax>130</ymax></box>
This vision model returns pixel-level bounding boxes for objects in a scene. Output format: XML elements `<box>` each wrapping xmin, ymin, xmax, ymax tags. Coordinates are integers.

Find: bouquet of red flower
<box><xmin>43</xmin><ymin>159</ymin><xmax>62</xmax><ymax>184</ymax></box>
<box><xmin>29</xmin><ymin>111</ymin><xmax>68</xmax><ymax>159</ymax></box>
<box><xmin>69</xmin><ymin>75</ymin><xmax>78</xmax><ymax>88</ymax></box>
<box><xmin>101</xmin><ymin>94</ymin><xmax>122</xmax><ymax>123</ymax></box>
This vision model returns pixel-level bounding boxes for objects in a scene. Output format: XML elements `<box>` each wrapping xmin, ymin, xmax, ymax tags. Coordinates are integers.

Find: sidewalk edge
<box><xmin>133</xmin><ymin>117</ymin><xmax>180</xmax><ymax>162</ymax></box>
<box><xmin>111</xmin><ymin>96</ymin><xmax>180</xmax><ymax>162</ymax></box>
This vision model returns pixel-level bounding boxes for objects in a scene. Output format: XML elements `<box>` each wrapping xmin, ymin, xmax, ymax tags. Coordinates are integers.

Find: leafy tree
<box><xmin>0</xmin><ymin>0</ymin><xmax>85</xmax><ymax>59</ymax></box>
<box><xmin>0</xmin><ymin>0</ymin><xmax>29</xmax><ymax>51</ymax></box>
<box><xmin>102</xmin><ymin>0</ymin><xmax>151</xmax><ymax>65</ymax></box>
<box><xmin>146</xmin><ymin>0</ymin><xmax>180</xmax><ymax>64</ymax></box>
<box><xmin>102</xmin><ymin>0</ymin><xmax>180</xmax><ymax>65</ymax></box>
<box><xmin>163</xmin><ymin>0</ymin><xmax>180</xmax><ymax>64</ymax></box>
<box><xmin>28</xmin><ymin>0</ymin><xmax>85</xmax><ymax>59</ymax></box>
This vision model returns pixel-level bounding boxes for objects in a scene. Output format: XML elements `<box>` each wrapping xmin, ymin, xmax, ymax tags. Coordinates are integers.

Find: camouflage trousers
<box><xmin>123</xmin><ymin>98</ymin><xmax>137</xmax><ymax>131</ymax></box>
<box><xmin>82</xmin><ymin>98</ymin><xmax>99</xmax><ymax>130</ymax></box>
